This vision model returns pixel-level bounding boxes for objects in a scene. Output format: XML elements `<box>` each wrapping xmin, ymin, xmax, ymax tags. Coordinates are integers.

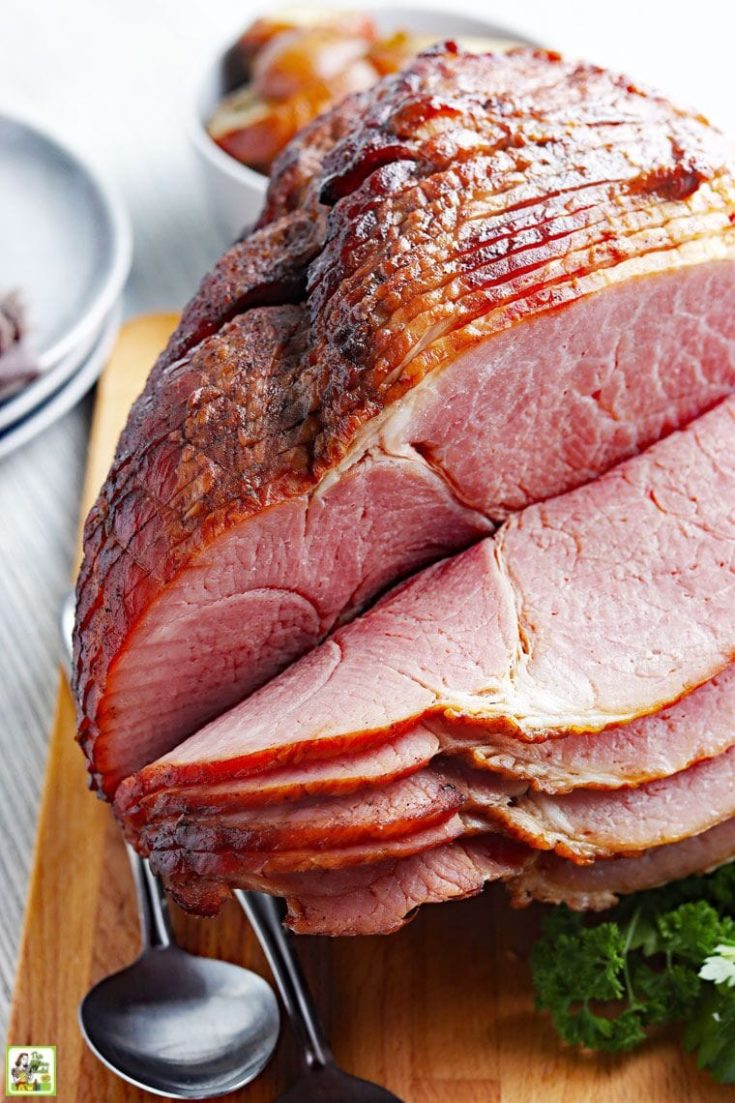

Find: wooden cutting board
<box><xmin>7</xmin><ymin>315</ymin><xmax>732</xmax><ymax>1103</ymax></box>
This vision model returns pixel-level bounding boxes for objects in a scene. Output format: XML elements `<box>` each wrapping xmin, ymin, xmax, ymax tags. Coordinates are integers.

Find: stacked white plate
<box><xmin>0</xmin><ymin>114</ymin><xmax>132</xmax><ymax>460</ymax></box>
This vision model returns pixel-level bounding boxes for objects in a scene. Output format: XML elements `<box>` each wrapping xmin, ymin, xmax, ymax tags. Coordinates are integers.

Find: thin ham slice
<box><xmin>282</xmin><ymin>836</ymin><xmax>532</xmax><ymax>936</ymax></box>
<box><xmin>438</xmin><ymin>664</ymin><xmax>735</xmax><ymax>793</ymax></box>
<box><xmin>462</xmin><ymin>744</ymin><xmax>735</xmax><ymax>860</ymax></box>
<box><xmin>137</xmin><ymin>769</ymin><xmax>464</xmax><ymax>853</ymax></box>
<box><xmin>130</xmin><ymin>662</ymin><xmax>735</xmax><ymax>921</ymax></box>
<box><xmin>122</xmin><ymin>663</ymin><xmax>735</xmax><ymax>858</ymax></box>
<box><xmin>148</xmin><ymin>817</ymin><xmax>473</xmax><ymax>916</ymax></box>
<box><xmin>511</xmin><ymin>816</ymin><xmax>735</xmax><ymax>911</ymax></box>
<box><xmin>283</xmin><ymin>821</ymin><xmax>735</xmax><ymax>936</ymax></box>
<box><xmin>133</xmin><ymin>739</ymin><xmax>735</xmax><ymax>909</ymax></box>
<box><xmin>122</xmin><ymin>726</ymin><xmax>440</xmax><ymax>826</ymax></box>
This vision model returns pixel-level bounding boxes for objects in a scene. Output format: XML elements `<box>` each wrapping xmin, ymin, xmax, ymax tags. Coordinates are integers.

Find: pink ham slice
<box><xmin>281</xmin><ymin>821</ymin><xmax>735</xmax><ymax>936</ymax></box>
<box><xmin>132</xmin><ymin>739</ymin><xmax>735</xmax><ymax>906</ymax></box>
<box><xmin>438</xmin><ymin>664</ymin><xmax>735</xmax><ymax>793</ymax></box>
<box><xmin>461</xmin><ymin>744</ymin><xmax>735</xmax><ymax>860</ymax></box>
<box><xmin>131</xmin><ymin>660</ymin><xmax>735</xmax><ymax>920</ymax></box>
<box><xmin>122</xmin><ymin>662</ymin><xmax>735</xmax><ymax>858</ymax></box>
<box><xmin>79</xmin><ymin>261</ymin><xmax>735</xmax><ymax>800</ymax></box>
<box><xmin>123</xmin><ymin>727</ymin><xmax>440</xmax><ymax>826</ymax></box>
<box><xmin>137</xmin><ymin>769</ymin><xmax>465</xmax><ymax>854</ymax></box>
<box><xmin>148</xmin><ymin>817</ymin><xmax>473</xmax><ymax>916</ymax></box>
<box><xmin>116</xmin><ymin>396</ymin><xmax>735</xmax><ymax>816</ymax></box>
<box><xmin>511</xmin><ymin>816</ymin><xmax>735</xmax><ymax>911</ymax></box>
<box><xmin>283</xmin><ymin>836</ymin><xmax>532</xmax><ymax>936</ymax></box>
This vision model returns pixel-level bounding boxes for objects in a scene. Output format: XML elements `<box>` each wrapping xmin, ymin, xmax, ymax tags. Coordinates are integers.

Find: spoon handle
<box><xmin>235</xmin><ymin>890</ymin><xmax>332</xmax><ymax>1070</ymax></box>
<box><xmin>127</xmin><ymin>844</ymin><xmax>174</xmax><ymax>950</ymax></box>
<box><xmin>59</xmin><ymin>592</ymin><xmax>174</xmax><ymax>955</ymax></box>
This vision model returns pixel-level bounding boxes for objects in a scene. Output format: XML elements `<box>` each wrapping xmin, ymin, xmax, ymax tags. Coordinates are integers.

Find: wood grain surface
<box><xmin>7</xmin><ymin>315</ymin><xmax>733</xmax><ymax>1102</ymax></box>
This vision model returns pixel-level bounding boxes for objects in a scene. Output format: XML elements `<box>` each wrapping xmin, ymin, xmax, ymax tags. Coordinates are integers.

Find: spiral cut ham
<box><xmin>76</xmin><ymin>45</ymin><xmax>735</xmax><ymax>933</ymax></box>
<box><xmin>75</xmin><ymin>45</ymin><xmax>735</xmax><ymax>798</ymax></box>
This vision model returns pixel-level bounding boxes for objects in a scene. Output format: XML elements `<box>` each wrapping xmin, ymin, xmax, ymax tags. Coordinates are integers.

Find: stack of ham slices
<box><xmin>75</xmin><ymin>46</ymin><xmax>735</xmax><ymax>935</ymax></box>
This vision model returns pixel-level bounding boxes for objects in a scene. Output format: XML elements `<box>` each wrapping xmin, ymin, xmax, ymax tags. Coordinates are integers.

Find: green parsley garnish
<box><xmin>530</xmin><ymin>862</ymin><xmax>735</xmax><ymax>1082</ymax></box>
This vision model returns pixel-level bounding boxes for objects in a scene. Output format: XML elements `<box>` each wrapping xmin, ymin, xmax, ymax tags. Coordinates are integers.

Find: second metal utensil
<box><xmin>237</xmin><ymin>891</ymin><xmax>404</xmax><ymax>1103</ymax></box>
<box><xmin>61</xmin><ymin>593</ymin><xmax>280</xmax><ymax>1100</ymax></box>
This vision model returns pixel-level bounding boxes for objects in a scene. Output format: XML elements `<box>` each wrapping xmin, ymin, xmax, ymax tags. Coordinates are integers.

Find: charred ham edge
<box><xmin>76</xmin><ymin>47</ymin><xmax>735</xmax><ymax>799</ymax></box>
<box><xmin>153</xmin><ymin>211</ymin><xmax>325</xmax><ymax>372</ymax></box>
<box><xmin>115</xmin><ymin>396</ymin><xmax>735</xmax><ymax>817</ymax></box>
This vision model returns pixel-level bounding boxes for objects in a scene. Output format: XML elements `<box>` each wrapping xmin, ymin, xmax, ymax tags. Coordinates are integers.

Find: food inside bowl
<box><xmin>207</xmin><ymin>9</ymin><xmax>515</xmax><ymax>174</ymax></box>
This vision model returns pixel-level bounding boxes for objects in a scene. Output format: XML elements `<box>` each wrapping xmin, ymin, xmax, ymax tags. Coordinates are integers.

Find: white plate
<box><xmin>0</xmin><ymin>304</ymin><xmax>121</xmax><ymax>461</ymax></box>
<box><xmin>0</xmin><ymin>113</ymin><xmax>131</xmax><ymax>372</ymax></box>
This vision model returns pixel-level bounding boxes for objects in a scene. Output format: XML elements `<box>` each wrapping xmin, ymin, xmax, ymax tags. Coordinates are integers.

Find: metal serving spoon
<box><xmin>237</xmin><ymin>891</ymin><xmax>404</xmax><ymax>1103</ymax></box>
<box><xmin>60</xmin><ymin>594</ymin><xmax>280</xmax><ymax>1099</ymax></box>
<box><xmin>79</xmin><ymin>849</ymin><xmax>280</xmax><ymax>1099</ymax></box>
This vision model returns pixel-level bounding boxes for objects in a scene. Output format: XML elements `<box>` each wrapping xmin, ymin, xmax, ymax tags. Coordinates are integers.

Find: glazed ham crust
<box><xmin>74</xmin><ymin>46</ymin><xmax>735</xmax><ymax>798</ymax></box>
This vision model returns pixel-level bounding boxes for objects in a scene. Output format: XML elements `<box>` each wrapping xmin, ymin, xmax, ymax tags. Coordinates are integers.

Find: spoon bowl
<box><xmin>80</xmin><ymin>944</ymin><xmax>279</xmax><ymax>1099</ymax></box>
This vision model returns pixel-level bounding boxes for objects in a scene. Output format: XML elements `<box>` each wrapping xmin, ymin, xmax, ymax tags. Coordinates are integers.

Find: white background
<box><xmin>1</xmin><ymin>0</ymin><xmax>734</xmax><ymax>1038</ymax></box>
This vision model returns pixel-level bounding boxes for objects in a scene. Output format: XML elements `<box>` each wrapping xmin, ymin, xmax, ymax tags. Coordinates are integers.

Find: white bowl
<box><xmin>191</xmin><ymin>7</ymin><xmax>536</xmax><ymax>241</ymax></box>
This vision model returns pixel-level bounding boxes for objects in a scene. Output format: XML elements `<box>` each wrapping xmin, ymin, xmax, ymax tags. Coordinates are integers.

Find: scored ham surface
<box><xmin>76</xmin><ymin>45</ymin><xmax>735</xmax><ymax>935</ymax></box>
<box><xmin>74</xmin><ymin>46</ymin><xmax>735</xmax><ymax>798</ymax></box>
